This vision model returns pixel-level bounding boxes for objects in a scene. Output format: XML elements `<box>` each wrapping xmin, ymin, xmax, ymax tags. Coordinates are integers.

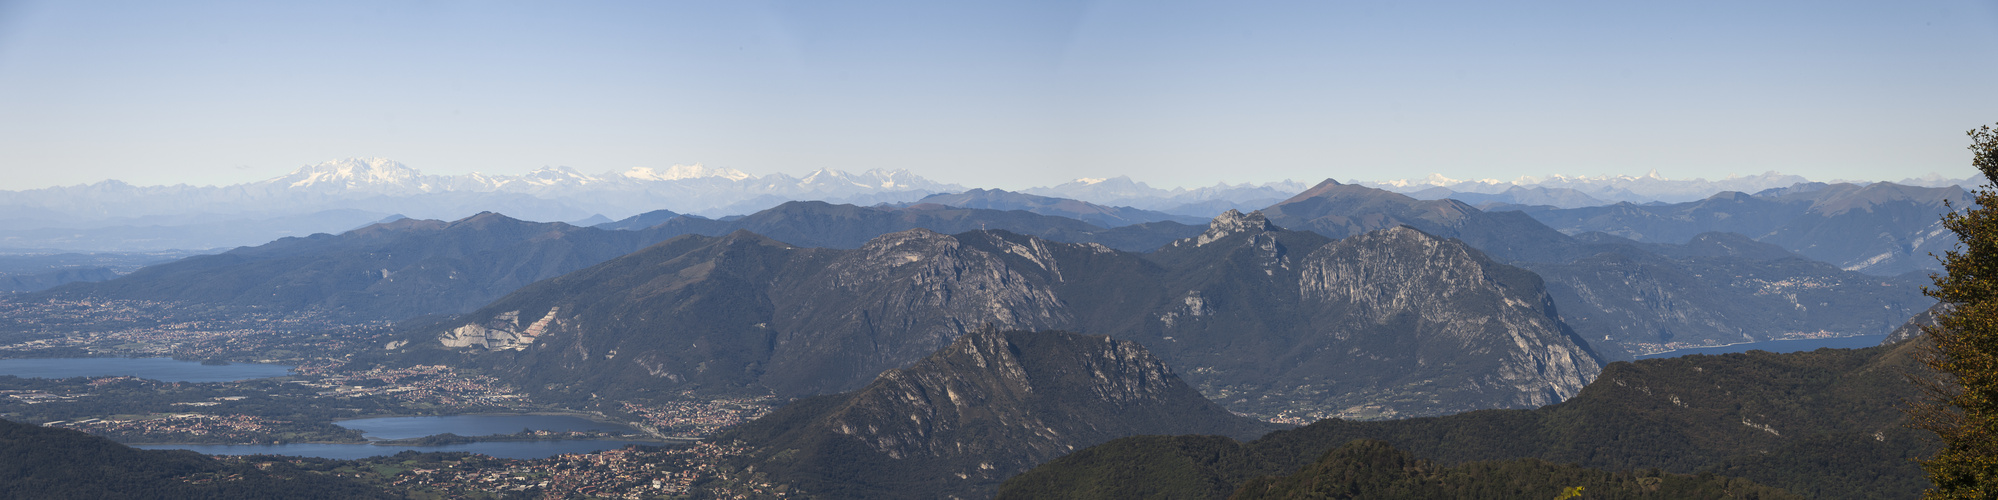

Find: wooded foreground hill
<box><xmin>999</xmin><ymin>338</ymin><xmax>1934</xmax><ymax>499</ymax></box>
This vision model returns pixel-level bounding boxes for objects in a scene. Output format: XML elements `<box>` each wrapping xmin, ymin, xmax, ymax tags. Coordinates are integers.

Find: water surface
<box><xmin>335</xmin><ymin>414</ymin><xmax>636</xmax><ymax>440</ymax></box>
<box><xmin>1634</xmin><ymin>335</ymin><xmax>1889</xmax><ymax>360</ymax></box>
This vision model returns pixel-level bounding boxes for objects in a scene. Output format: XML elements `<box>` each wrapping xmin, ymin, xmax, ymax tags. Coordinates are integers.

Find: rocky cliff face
<box><xmin>1138</xmin><ymin>213</ymin><xmax>1600</xmax><ymax>420</ymax></box>
<box><xmin>1298</xmin><ymin>227</ymin><xmax>1598</xmax><ymax>408</ymax></box>
<box><xmin>761</xmin><ymin>228</ymin><xmax>1074</xmax><ymax>395</ymax></box>
<box><xmin>719</xmin><ymin>328</ymin><xmax>1278</xmax><ymax>500</ymax></box>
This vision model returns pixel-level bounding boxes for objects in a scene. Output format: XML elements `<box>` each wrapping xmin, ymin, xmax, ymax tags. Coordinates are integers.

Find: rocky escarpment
<box><xmin>719</xmin><ymin>328</ymin><xmax>1278</xmax><ymax>500</ymax></box>
<box><xmin>1139</xmin><ymin>213</ymin><xmax>1601</xmax><ymax>420</ymax></box>
<box><xmin>1298</xmin><ymin>226</ymin><xmax>1598</xmax><ymax>409</ymax></box>
<box><xmin>761</xmin><ymin>229</ymin><xmax>1074</xmax><ymax>395</ymax></box>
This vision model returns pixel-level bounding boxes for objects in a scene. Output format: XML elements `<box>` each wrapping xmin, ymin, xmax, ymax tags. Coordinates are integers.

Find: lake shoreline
<box><xmin>1633</xmin><ymin>334</ymin><xmax>1889</xmax><ymax>360</ymax></box>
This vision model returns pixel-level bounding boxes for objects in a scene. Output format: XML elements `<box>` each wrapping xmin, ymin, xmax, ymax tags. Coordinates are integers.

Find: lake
<box><xmin>336</xmin><ymin>414</ymin><xmax>638</xmax><ymax>440</ymax></box>
<box><xmin>137</xmin><ymin>440</ymin><xmax>669</xmax><ymax>460</ymax></box>
<box><xmin>1634</xmin><ymin>334</ymin><xmax>1889</xmax><ymax>360</ymax></box>
<box><xmin>0</xmin><ymin>357</ymin><xmax>294</xmax><ymax>382</ymax></box>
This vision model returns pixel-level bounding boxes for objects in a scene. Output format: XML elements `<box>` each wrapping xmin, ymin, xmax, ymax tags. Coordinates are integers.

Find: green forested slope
<box><xmin>1000</xmin><ymin>340</ymin><xmax>1934</xmax><ymax>500</ymax></box>
<box><xmin>1230</xmin><ymin>440</ymin><xmax>1799</xmax><ymax>500</ymax></box>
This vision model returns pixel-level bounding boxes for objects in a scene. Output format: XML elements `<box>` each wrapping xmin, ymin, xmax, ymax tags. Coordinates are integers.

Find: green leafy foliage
<box><xmin>1910</xmin><ymin>123</ymin><xmax>1998</xmax><ymax>498</ymax></box>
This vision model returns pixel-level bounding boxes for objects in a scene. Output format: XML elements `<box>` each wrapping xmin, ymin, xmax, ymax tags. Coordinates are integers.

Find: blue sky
<box><xmin>0</xmin><ymin>0</ymin><xmax>1993</xmax><ymax>190</ymax></box>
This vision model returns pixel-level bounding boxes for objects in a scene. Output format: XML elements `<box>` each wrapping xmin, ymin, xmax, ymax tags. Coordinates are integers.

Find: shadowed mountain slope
<box><xmin>999</xmin><ymin>337</ymin><xmax>1935</xmax><ymax>500</ymax></box>
<box><xmin>39</xmin><ymin>212</ymin><xmax>658</xmax><ymax>320</ymax></box>
<box><xmin>906</xmin><ymin>188</ymin><xmax>1209</xmax><ymax>227</ymax></box>
<box><xmin>717</xmin><ymin>329</ymin><xmax>1281</xmax><ymax>499</ymax></box>
<box><xmin>1260</xmin><ymin>179</ymin><xmax>1589</xmax><ymax>264</ymax></box>
<box><xmin>632</xmin><ymin>200</ymin><xmax>1203</xmax><ymax>251</ymax></box>
<box><xmin>1227</xmin><ymin>439</ymin><xmax>1800</xmax><ymax>500</ymax></box>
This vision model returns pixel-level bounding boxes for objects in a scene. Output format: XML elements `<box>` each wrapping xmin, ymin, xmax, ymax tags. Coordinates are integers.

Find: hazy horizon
<box><xmin>0</xmin><ymin>155</ymin><xmax>1977</xmax><ymax>193</ymax></box>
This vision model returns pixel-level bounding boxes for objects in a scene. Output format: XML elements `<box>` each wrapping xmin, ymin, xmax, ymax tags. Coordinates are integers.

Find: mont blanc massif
<box><xmin>0</xmin><ymin>158</ymin><xmax>1975</xmax><ymax>499</ymax></box>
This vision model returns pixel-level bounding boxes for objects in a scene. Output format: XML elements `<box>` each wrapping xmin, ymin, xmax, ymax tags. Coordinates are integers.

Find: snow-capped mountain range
<box><xmin>268</xmin><ymin>157</ymin><xmax>950</xmax><ymax>204</ymax></box>
<box><xmin>1357</xmin><ymin>169</ymin><xmax>1983</xmax><ymax>205</ymax></box>
<box><xmin>0</xmin><ymin>158</ymin><xmax>963</xmax><ymax>225</ymax></box>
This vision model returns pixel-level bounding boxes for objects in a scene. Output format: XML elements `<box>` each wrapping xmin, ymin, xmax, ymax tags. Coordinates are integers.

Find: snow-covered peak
<box><xmin>863</xmin><ymin>168</ymin><xmax>926</xmax><ymax>189</ymax></box>
<box><xmin>521</xmin><ymin>166</ymin><xmax>594</xmax><ymax>186</ymax></box>
<box><xmin>620</xmin><ymin>164</ymin><xmax>751</xmax><ymax>182</ymax></box>
<box><xmin>278</xmin><ymin>158</ymin><xmax>423</xmax><ymax>189</ymax></box>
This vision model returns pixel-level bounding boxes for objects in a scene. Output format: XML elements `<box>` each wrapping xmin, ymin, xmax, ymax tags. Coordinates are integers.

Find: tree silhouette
<box><xmin>1912</xmin><ymin>123</ymin><xmax>1998</xmax><ymax>499</ymax></box>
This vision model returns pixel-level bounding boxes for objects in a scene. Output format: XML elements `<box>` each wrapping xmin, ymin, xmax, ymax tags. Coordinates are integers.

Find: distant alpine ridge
<box><xmin>0</xmin><ymin>157</ymin><xmax>1975</xmax><ymax>253</ymax></box>
<box><xmin>1361</xmin><ymin>169</ymin><xmax>1982</xmax><ymax>205</ymax></box>
<box><xmin>0</xmin><ymin>158</ymin><xmax>1278</xmax><ymax>252</ymax></box>
<box><xmin>0</xmin><ymin>157</ymin><xmax>963</xmax><ymax>226</ymax></box>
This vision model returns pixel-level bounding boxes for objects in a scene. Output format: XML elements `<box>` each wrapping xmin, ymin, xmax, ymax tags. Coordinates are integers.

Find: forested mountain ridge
<box><xmin>35</xmin><ymin>178</ymin><xmax>1929</xmax><ymax>360</ymax></box>
<box><xmin>1259</xmin><ymin>179</ymin><xmax>1931</xmax><ymax>358</ymax></box>
<box><xmin>1227</xmin><ymin>439</ymin><xmax>1801</xmax><ymax>500</ymax></box>
<box><xmin>39</xmin><ymin>212</ymin><xmax>657</xmax><ymax>321</ymax></box>
<box><xmin>1511</xmin><ymin>181</ymin><xmax>1969</xmax><ymax>275</ymax></box>
<box><xmin>901</xmin><ymin>188</ymin><xmax>1210</xmax><ymax>227</ymax></box>
<box><xmin>31</xmin><ymin>201</ymin><xmax>1203</xmax><ymax>321</ymax></box>
<box><xmin>409</xmin><ymin>212</ymin><xmax>1600</xmax><ymax>421</ymax></box>
<box><xmin>999</xmin><ymin>336</ymin><xmax>1935</xmax><ymax>499</ymax></box>
<box><xmin>622</xmin><ymin>200</ymin><xmax>1203</xmax><ymax>252</ymax></box>
<box><xmin>715</xmin><ymin>329</ymin><xmax>1280</xmax><ymax>499</ymax></box>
